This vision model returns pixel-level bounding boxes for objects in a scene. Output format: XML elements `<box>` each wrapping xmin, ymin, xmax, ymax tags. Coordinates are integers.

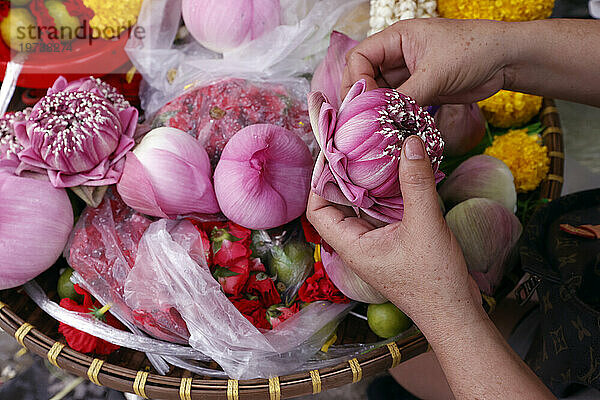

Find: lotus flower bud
<box><xmin>117</xmin><ymin>127</ymin><xmax>219</xmax><ymax>218</ymax></box>
<box><xmin>321</xmin><ymin>246</ymin><xmax>387</xmax><ymax>304</ymax></box>
<box><xmin>0</xmin><ymin>163</ymin><xmax>74</xmax><ymax>289</ymax></box>
<box><xmin>434</xmin><ymin>104</ymin><xmax>486</xmax><ymax>157</ymax></box>
<box><xmin>181</xmin><ymin>0</ymin><xmax>281</xmax><ymax>53</ymax></box>
<box><xmin>439</xmin><ymin>155</ymin><xmax>517</xmax><ymax>212</ymax></box>
<box><xmin>446</xmin><ymin>198</ymin><xmax>522</xmax><ymax>295</ymax></box>
<box><xmin>309</xmin><ymin>79</ymin><xmax>444</xmax><ymax>223</ymax></box>
<box><xmin>311</xmin><ymin>31</ymin><xmax>358</xmax><ymax>110</ymax></box>
<box><xmin>214</xmin><ymin>124</ymin><xmax>313</xmax><ymax>229</ymax></box>
<box><xmin>14</xmin><ymin>78</ymin><xmax>137</xmax><ymax>188</ymax></box>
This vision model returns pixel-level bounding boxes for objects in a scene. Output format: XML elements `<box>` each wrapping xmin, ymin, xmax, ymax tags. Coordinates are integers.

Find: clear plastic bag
<box><xmin>64</xmin><ymin>190</ymin><xmax>190</xmax><ymax>344</ymax></box>
<box><xmin>127</xmin><ymin>219</ymin><xmax>354</xmax><ymax>379</ymax></box>
<box><xmin>125</xmin><ymin>0</ymin><xmax>365</xmax><ymax>116</ymax></box>
<box><xmin>149</xmin><ymin>77</ymin><xmax>317</xmax><ymax>166</ymax></box>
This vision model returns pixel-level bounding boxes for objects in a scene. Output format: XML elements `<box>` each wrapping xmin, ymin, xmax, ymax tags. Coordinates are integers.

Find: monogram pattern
<box><xmin>521</xmin><ymin>189</ymin><xmax>600</xmax><ymax>397</ymax></box>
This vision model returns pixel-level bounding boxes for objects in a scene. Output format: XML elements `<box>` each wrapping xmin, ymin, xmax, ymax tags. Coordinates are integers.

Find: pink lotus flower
<box><xmin>309</xmin><ymin>79</ymin><xmax>444</xmax><ymax>223</ymax></box>
<box><xmin>14</xmin><ymin>77</ymin><xmax>137</xmax><ymax>188</ymax></box>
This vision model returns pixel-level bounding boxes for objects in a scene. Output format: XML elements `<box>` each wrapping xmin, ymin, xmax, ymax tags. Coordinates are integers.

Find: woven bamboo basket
<box><xmin>0</xmin><ymin>98</ymin><xmax>564</xmax><ymax>399</ymax></box>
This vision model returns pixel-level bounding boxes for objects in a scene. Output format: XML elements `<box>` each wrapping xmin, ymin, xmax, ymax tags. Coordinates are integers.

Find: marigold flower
<box><xmin>437</xmin><ymin>0</ymin><xmax>554</xmax><ymax>21</ymax></box>
<box><xmin>478</xmin><ymin>90</ymin><xmax>543</xmax><ymax>128</ymax></box>
<box><xmin>83</xmin><ymin>0</ymin><xmax>142</xmax><ymax>39</ymax></box>
<box><xmin>484</xmin><ymin>129</ymin><xmax>550</xmax><ymax>193</ymax></box>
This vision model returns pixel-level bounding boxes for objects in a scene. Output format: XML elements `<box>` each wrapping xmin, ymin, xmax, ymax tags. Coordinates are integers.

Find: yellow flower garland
<box><xmin>437</xmin><ymin>0</ymin><xmax>554</xmax><ymax>21</ymax></box>
<box><xmin>84</xmin><ymin>0</ymin><xmax>143</xmax><ymax>39</ymax></box>
<box><xmin>484</xmin><ymin>129</ymin><xmax>550</xmax><ymax>192</ymax></box>
<box><xmin>478</xmin><ymin>90</ymin><xmax>543</xmax><ymax>128</ymax></box>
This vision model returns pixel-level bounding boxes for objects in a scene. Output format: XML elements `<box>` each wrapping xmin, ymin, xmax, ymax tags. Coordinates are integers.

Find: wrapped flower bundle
<box><xmin>151</xmin><ymin>78</ymin><xmax>313</xmax><ymax>167</ymax></box>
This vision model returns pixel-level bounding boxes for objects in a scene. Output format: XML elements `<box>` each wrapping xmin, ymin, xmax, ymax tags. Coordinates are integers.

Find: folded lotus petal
<box><xmin>307</xmin><ymin>91</ymin><xmax>328</xmax><ymax>148</ymax></box>
<box><xmin>117</xmin><ymin>153</ymin><xmax>169</xmax><ymax>218</ymax></box>
<box><xmin>362</xmin><ymin>204</ymin><xmax>404</xmax><ymax>224</ymax></box>
<box><xmin>318</xmin><ymin>101</ymin><xmax>338</xmax><ymax>150</ymax></box>
<box><xmin>311</xmin><ymin>31</ymin><xmax>359</xmax><ymax>110</ymax></box>
<box><xmin>49</xmin><ymin>158</ymin><xmax>111</xmax><ymax>188</ymax></box>
<box><xmin>338</xmin><ymin>78</ymin><xmax>366</xmax><ymax>112</ymax></box>
<box><xmin>311</xmin><ymin>153</ymin><xmax>353</xmax><ymax>207</ymax></box>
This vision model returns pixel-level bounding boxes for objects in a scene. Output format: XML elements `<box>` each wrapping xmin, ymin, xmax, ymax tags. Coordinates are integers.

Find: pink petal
<box><xmin>307</xmin><ymin>91</ymin><xmax>327</xmax><ymax>148</ymax></box>
<box><xmin>338</xmin><ymin>79</ymin><xmax>366</xmax><ymax>113</ymax></box>
<box><xmin>117</xmin><ymin>153</ymin><xmax>169</xmax><ymax>218</ymax></box>
<box><xmin>311</xmin><ymin>31</ymin><xmax>358</xmax><ymax>109</ymax></box>
<box><xmin>317</xmin><ymin>101</ymin><xmax>338</xmax><ymax>148</ymax></box>
<box><xmin>142</xmin><ymin>149</ymin><xmax>220</xmax><ymax>216</ymax></box>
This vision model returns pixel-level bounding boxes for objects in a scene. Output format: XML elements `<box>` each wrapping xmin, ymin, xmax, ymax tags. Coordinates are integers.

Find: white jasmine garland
<box><xmin>369</xmin><ymin>0</ymin><xmax>438</xmax><ymax>35</ymax></box>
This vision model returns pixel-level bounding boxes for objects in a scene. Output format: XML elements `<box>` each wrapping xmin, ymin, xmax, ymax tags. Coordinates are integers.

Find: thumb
<box><xmin>397</xmin><ymin>71</ymin><xmax>437</xmax><ymax>106</ymax></box>
<box><xmin>399</xmin><ymin>135</ymin><xmax>444</xmax><ymax>228</ymax></box>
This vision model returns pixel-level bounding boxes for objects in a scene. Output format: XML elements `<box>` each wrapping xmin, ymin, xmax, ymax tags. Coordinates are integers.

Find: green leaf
<box><xmin>213</xmin><ymin>266</ymin><xmax>240</xmax><ymax>280</ymax></box>
<box><xmin>211</xmin><ymin>227</ymin><xmax>242</xmax><ymax>253</ymax></box>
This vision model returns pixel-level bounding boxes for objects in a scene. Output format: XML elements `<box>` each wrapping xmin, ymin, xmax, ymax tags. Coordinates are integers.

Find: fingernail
<box><xmin>404</xmin><ymin>136</ymin><xmax>425</xmax><ymax>160</ymax></box>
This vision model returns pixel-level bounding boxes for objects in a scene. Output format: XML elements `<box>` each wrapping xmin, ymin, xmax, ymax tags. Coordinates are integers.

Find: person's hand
<box><xmin>342</xmin><ymin>18</ymin><xmax>513</xmax><ymax>106</ymax></box>
<box><xmin>306</xmin><ymin>135</ymin><xmax>481</xmax><ymax>332</ymax></box>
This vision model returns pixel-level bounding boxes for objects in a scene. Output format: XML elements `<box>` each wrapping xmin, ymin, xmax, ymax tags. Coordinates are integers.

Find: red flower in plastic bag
<box><xmin>209</xmin><ymin>222</ymin><xmax>252</xmax><ymax>268</ymax></box>
<box><xmin>214</xmin><ymin>263</ymin><xmax>249</xmax><ymax>296</ymax></box>
<box><xmin>298</xmin><ymin>261</ymin><xmax>350</xmax><ymax>304</ymax></box>
<box><xmin>58</xmin><ymin>284</ymin><xmax>124</xmax><ymax>355</ymax></box>
<box><xmin>267</xmin><ymin>303</ymin><xmax>300</xmax><ymax>329</ymax></box>
<box><xmin>230</xmin><ymin>297</ymin><xmax>271</xmax><ymax>330</ymax></box>
<box><xmin>245</xmin><ymin>272</ymin><xmax>281</xmax><ymax>308</ymax></box>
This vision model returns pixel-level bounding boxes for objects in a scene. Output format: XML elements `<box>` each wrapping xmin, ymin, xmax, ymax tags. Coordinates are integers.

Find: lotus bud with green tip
<box><xmin>446</xmin><ymin>198</ymin><xmax>522</xmax><ymax>295</ymax></box>
<box><xmin>439</xmin><ymin>155</ymin><xmax>517</xmax><ymax>212</ymax></box>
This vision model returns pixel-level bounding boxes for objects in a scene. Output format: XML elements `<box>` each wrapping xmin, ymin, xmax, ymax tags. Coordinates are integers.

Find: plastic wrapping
<box><xmin>150</xmin><ymin>78</ymin><xmax>316</xmax><ymax>166</ymax></box>
<box><xmin>127</xmin><ymin>219</ymin><xmax>354</xmax><ymax>379</ymax></box>
<box><xmin>125</xmin><ymin>0</ymin><xmax>365</xmax><ymax>116</ymax></box>
<box><xmin>64</xmin><ymin>190</ymin><xmax>190</xmax><ymax>344</ymax></box>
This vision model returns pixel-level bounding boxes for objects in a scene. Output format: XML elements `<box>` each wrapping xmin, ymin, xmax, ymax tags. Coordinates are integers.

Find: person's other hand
<box><xmin>306</xmin><ymin>135</ymin><xmax>481</xmax><ymax>331</ymax></box>
<box><xmin>342</xmin><ymin>18</ymin><xmax>513</xmax><ymax>106</ymax></box>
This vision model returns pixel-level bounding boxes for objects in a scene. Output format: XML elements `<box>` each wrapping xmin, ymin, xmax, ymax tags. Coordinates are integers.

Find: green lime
<box><xmin>367</xmin><ymin>302</ymin><xmax>412</xmax><ymax>339</ymax></box>
<box><xmin>57</xmin><ymin>267</ymin><xmax>83</xmax><ymax>302</ymax></box>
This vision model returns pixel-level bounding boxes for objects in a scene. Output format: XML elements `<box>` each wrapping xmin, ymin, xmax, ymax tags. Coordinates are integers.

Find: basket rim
<box><xmin>0</xmin><ymin>98</ymin><xmax>565</xmax><ymax>399</ymax></box>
